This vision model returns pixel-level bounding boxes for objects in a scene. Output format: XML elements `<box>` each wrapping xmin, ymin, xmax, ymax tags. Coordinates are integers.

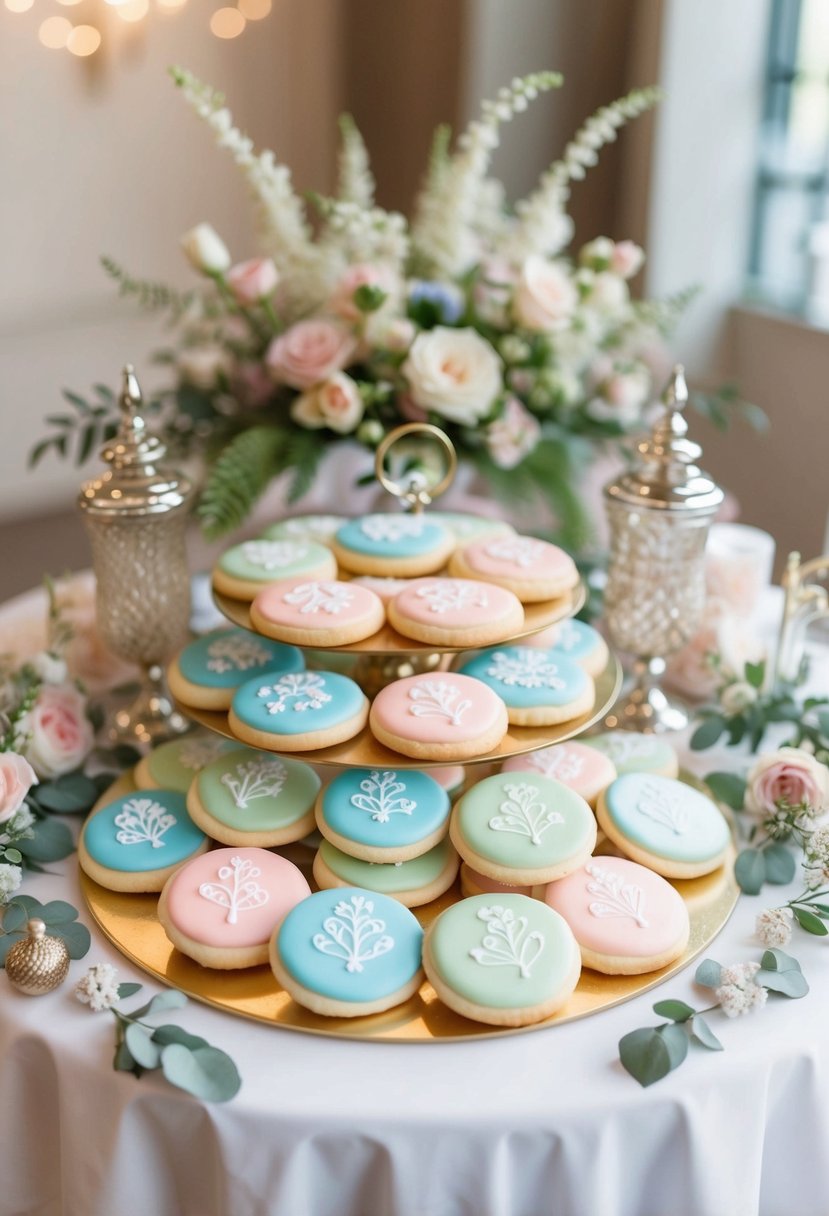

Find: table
<box><xmin>2</xmin><ymin>586</ymin><xmax>828</xmax><ymax>1216</ymax></box>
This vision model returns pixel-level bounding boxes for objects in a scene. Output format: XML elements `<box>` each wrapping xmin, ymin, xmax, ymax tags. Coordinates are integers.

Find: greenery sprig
<box><xmin>0</xmin><ymin>894</ymin><xmax>90</xmax><ymax>966</ymax></box>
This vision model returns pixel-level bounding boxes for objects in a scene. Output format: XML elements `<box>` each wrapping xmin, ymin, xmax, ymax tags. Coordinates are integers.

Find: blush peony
<box><xmin>266</xmin><ymin>319</ymin><xmax>356</xmax><ymax>391</ymax></box>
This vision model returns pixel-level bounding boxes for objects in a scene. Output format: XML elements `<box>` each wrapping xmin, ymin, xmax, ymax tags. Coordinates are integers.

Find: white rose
<box><xmin>178</xmin><ymin>346</ymin><xmax>232</xmax><ymax>390</ymax></box>
<box><xmin>181</xmin><ymin>223</ymin><xmax>231</xmax><ymax>275</ymax></box>
<box><xmin>512</xmin><ymin>256</ymin><xmax>577</xmax><ymax>332</ymax></box>
<box><xmin>29</xmin><ymin>652</ymin><xmax>68</xmax><ymax>685</ymax></box>
<box><xmin>291</xmin><ymin>372</ymin><xmax>364</xmax><ymax>434</ymax></box>
<box><xmin>586</xmin><ymin>270</ymin><xmax>629</xmax><ymax>314</ymax></box>
<box><xmin>720</xmin><ymin>681</ymin><xmax>758</xmax><ymax>715</ymax></box>
<box><xmin>401</xmin><ymin>327</ymin><xmax>502</xmax><ymax>426</ymax></box>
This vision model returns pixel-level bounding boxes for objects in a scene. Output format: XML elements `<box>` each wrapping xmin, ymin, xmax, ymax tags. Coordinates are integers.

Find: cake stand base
<box><xmin>602</xmin><ymin>657</ymin><xmax>690</xmax><ymax>733</ymax></box>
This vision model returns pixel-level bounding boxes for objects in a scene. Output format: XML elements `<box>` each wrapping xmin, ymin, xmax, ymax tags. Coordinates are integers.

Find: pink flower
<box><xmin>24</xmin><ymin>684</ymin><xmax>94</xmax><ymax>779</ymax></box>
<box><xmin>746</xmin><ymin>748</ymin><xmax>829</xmax><ymax>818</ymax></box>
<box><xmin>609</xmin><ymin>240</ymin><xmax>645</xmax><ymax>279</ymax></box>
<box><xmin>513</xmin><ymin>256</ymin><xmax>577</xmax><ymax>332</ymax></box>
<box><xmin>266</xmin><ymin>319</ymin><xmax>356</xmax><ymax>391</ymax></box>
<box><xmin>0</xmin><ymin>754</ymin><xmax>37</xmax><ymax>824</ymax></box>
<box><xmin>665</xmin><ymin>605</ymin><xmax>765</xmax><ymax>701</ymax></box>
<box><xmin>226</xmin><ymin>258</ymin><xmax>279</xmax><ymax>305</ymax></box>
<box><xmin>291</xmin><ymin>372</ymin><xmax>364</xmax><ymax>434</ymax></box>
<box><xmin>485</xmin><ymin>396</ymin><xmax>541</xmax><ymax>469</ymax></box>
<box><xmin>329</xmin><ymin>263</ymin><xmax>400</xmax><ymax>323</ymax></box>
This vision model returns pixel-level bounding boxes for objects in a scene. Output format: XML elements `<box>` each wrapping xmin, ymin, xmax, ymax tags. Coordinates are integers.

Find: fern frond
<box><xmin>101</xmin><ymin>256</ymin><xmax>198</xmax><ymax>319</ymax></box>
<box><xmin>198</xmin><ymin>425</ymin><xmax>288</xmax><ymax>538</ymax></box>
<box><xmin>632</xmin><ymin>284</ymin><xmax>701</xmax><ymax>336</ymax></box>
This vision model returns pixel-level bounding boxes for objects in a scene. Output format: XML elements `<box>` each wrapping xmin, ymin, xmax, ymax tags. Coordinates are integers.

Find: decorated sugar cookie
<box><xmin>427</xmin><ymin>511</ymin><xmax>514</xmax><ymax>543</ymax></box>
<box><xmin>369</xmin><ymin>672</ymin><xmax>508</xmax><ymax>761</ymax></box>
<box><xmin>250</xmin><ymin>578</ymin><xmax>385</xmax><ymax>647</ymax></box>
<box><xmin>546</xmin><ymin>619</ymin><xmax>609</xmax><ymax>677</ymax></box>
<box><xmin>186</xmin><ymin>746</ymin><xmax>321</xmax><ymax>847</ymax></box>
<box><xmin>270</xmin><ymin>887</ymin><xmax>424</xmax><ymax>1017</ymax></box>
<box><xmin>331</xmin><ymin>513</ymin><xmax>454</xmax><ymax>577</ymax></box>
<box><xmin>260</xmin><ymin>514</ymin><xmax>346</xmax><ymax>545</ymax></box>
<box><xmin>596</xmin><ymin>773</ymin><xmax>731</xmax><ymax>879</ymax></box>
<box><xmin>167</xmin><ymin>628</ymin><xmax>304</xmax><ymax>710</ymax></box>
<box><xmin>449</xmin><ymin>534</ymin><xmax>579</xmax><ymax>602</ymax></box>
<box><xmin>422</xmin><ymin>893</ymin><xmax>581</xmax><ymax>1027</ymax></box>
<box><xmin>351</xmin><ymin>575</ymin><xmax>413</xmax><ymax>604</ymax></box>
<box><xmin>502</xmin><ymin>741</ymin><xmax>617</xmax><ymax>809</ymax></box>
<box><xmin>388</xmin><ymin>577</ymin><xmax>524</xmax><ymax>647</ymax></box>
<box><xmin>542</xmin><ymin>856</ymin><xmax>690</xmax><ymax>975</ymax></box>
<box><xmin>313</xmin><ymin>838</ymin><xmax>459</xmax><ymax>908</ymax></box>
<box><xmin>459</xmin><ymin>863</ymin><xmax>532</xmax><ymax>899</ymax></box>
<box><xmin>229</xmin><ymin>670</ymin><xmax>369</xmax><ymax>753</ymax></box>
<box><xmin>158</xmin><ymin>846</ymin><xmax>311</xmax><ymax>969</ymax></box>
<box><xmin>431</xmin><ymin>765</ymin><xmax>466</xmax><ymax>798</ymax></box>
<box><xmin>458</xmin><ymin>645</ymin><xmax>594</xmax><ymax>726</ymax></box>
<box><xmin>584</xmin><ymin>731</ymin><xmax>679</xmax><ymax>778</ymax></box>
<box><xmin>79</xmin><ymin>790</ymin><xmax>208</xmax><ymax>893</ymax></box>
<box><xmin>213</xmin><ymin>538</ymin><xmax>336</xmax><ymax>601</ymax></box>
<box><xmin>315</xmin><ymin>767</ymin><xmax>451</xmax><ymax>862</ymax></box>
<box><xmin>450</xmin><ymin>771</ymin><xmax>596</xmax><ymax>885</ymax></box>
<box><xmin>133</xmin><ymin>733</ymin><xmax>236</xmax><ymax>793</ymax></box>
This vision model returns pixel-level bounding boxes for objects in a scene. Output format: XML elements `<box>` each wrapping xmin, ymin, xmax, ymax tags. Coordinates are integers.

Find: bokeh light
<box><xmin>156</xmin><ymin>0</ymin><xmax>188</xmax><ymax>9</ymax></box>
<box><xmin>67</xmin><ymin>24</ymin><xmax>102</xmax><ymax>56</ymax></box>
<box><xmin>38</xmin><ymin>16</ymin><xmax>72</xmax><ymax>48</ymax></box>
<box><xmin>210</xmin><ymin>7</ymin><xmax>245</xmax><ymax>38</ymax></box>
<box><xmin>238</xmin><ymin>0</ymin><xmax>271</xmax><ymax>19</ymax></box>
<box><xmin>4</xmin><ymin>0</ymin><xmax>35</xmax><ymax>14</ymax></box>
<box><xmin>114</xmin><ymin>0</ymin><xmax>150</xmax><ymax>21</ymax></box>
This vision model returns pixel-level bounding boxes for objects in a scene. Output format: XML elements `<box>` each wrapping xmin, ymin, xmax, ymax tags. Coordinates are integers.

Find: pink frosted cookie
<box><xmin>388</xmin><ymin>577</ymin><xmax>524</xmax><ymax>647</ymax></box>
<box><xmin>502</xmin><ymin>741</ymin><xmax>616</xmax><ymax>809</ymax></box>
<box><xmin>459</xmin><ymin>863</ymin><xmax>532</xmax><ymax>899</ymax></box>
<box><xmin>369</xmin><ymin>673</ymin><xmax>508</xmax><ymax>761</ymax></box>
<box><xmin>542</xmin><ymin>856</ymin><xmax>690</xmax><ymax>975</ymax></box>
<box><xmin>158</xmin><ymin>846</ymin><xmax>311</xmax><ymax>970</ymax></box>
<box><xmin>250</xmin><ymin>578</ymin><xmax>385</xmax><ymax>647</ymax></box>
<box><xmin>449</xmin><ymin>534</ymin><xmax>579</xmax><ymax>603</ymax></box>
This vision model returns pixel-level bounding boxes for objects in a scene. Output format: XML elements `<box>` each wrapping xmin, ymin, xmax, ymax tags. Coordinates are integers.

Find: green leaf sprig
<box><xmin>0</xmin><ymin>895</ymin><xmax>90</xmax><ymax>966</ymax></box>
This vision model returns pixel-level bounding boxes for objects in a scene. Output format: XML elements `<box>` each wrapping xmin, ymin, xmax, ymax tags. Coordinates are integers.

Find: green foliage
<box><xmin>690</xmin><ymin>715</ymin><xmax>726</xmax><ymax>751</ymax></box>
<box><xmin>691</xmin><ymin>383</ymin><xmax>768</xmax><ymax>433</ymax></box>
<box><xmin>0</xmin><ymin>896</ymin><xmax>90</xmax><ymax>966</ymax></box>
<box><xmin>756</xmin><ymin>949</ymin><xmax>809</xmax><ymax>996</ymax></box>
<box><xmin>18</xmin><ymin>818</ymin><xmax>74</xmax><ymax>865</ymax></box>
<box><xmin>735</xmin><ymin>848</ymin><xmax>768</xmax><ymax>895</ymax></box>
<box><xmin>694</xmin><ymin>959</ymin><xmax>723</xmax><ymax>989</ymax></box>
<box><xmin>792</xmin><ymin>906</ymin><xmax>828</xmax><ymax>936</ymax></box>
<box><xmin>198</xmin><ymin>426</ymin><xmax>290</xmax><ymax>539</ymax></box>
<box><xmin>704</xmin><ymin>771</ymin><xmax>747</xmax><ymax>811</ymax></box>
<box><xmin>31</xmin><ymin>771</ymin><xmax>101</xmax><ymax>816</ymax></box>
<box><xmin>101</xmin><ymin>255</ymin><xmax>198</xmax><ymax>320</ymax></box>
<box><xmin>619</xmin><ymin>1023</ymin><xmax>688</xmax><ymax>1088</ymax></box>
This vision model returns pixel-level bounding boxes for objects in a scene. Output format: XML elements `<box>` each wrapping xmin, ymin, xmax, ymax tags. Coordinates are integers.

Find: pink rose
<box><xmin>609</xmin><ymin>240</ymin><xmax>645</xmax><ymax>279</ymax></box>
<box><xmin>291</xmin><ymin>372</ymin><xmax>364</xmax><ymax>434</ymax></box>
<box><xmin>665</xmin><ymin>605</ymin><xmax>765</xmax><ymax>701</ymax></box>
<box><xmin>0</xmin><ymin>754</ymin><xmax>37</xmax><ymax>824</ymax></box>
<box><xmin>226</xmin><ymin>258</ymin><xmax>279</xmax><ymax>306</ymax></box>
<box><xmin>512</xmin><ymin>256</ymin><xmax>577</xmax><ymax>332</ymax></box>
<box><xmin>329</xmin><ymin>263</ymin><xmax>400</xmax><ymax>323</ymax></box>
<box><xmin>485</xmin><ymin>396</ymin><xmax>541</xmax><ymax>469</ymax></box>
<box><xmin>25</xmin><ymin>684</ymin><xmax>94</xmax><ymax>779</ymax></box>
<box><xmin>746</xmin><ymin>748</ymin><xmax>829</xmax><ymax>818</ymax></box>
<box><xmin>266</xmin><ymin>319</ymin><xmax>356</xmax><ymax>391</ymax></box>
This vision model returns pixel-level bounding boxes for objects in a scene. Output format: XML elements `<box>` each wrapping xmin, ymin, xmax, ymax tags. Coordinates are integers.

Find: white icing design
<box><xmin>282</xmin><ymin>582</ymin><xmax>354</xmax><ymax>616</ymax></box>
<box><xmin>485</xmin><ymin>650</ymin><xmax>566</xmax><ymax>690</ymax></box>
<box><xmin>488</xmin><ymin>782</ymin><xmax>564</xmax><ymax>846</ymax></box>
<box><xmin>469</xmin><ymin>905</ymin><xmax>544</xmax><ymax>978</ymax></box>
<box><xmin>114</xmin><ymin>797</ymin><xmax>176</xmax><ymax>849</ymax></box>
<box><xmin>523</xmin><ymin>747</ymin><xmax>585</xmax><ymax>782</ymax></box>
<box><xmin>177</xmin><ymin>736</ymin><xmax>228</xmax><ymax>772</ymax></box>
<box><xmin>595</xmin><ymin>734</ymin><xmax>657</xmax><ymax>764</ymax></box>
<box><xmin>636</xmin><ymin>781</ymin><xmax>688</xmax><ymax>836</ymax></box>
<box><xmin>198</xmin><ymin>856</ymin><xmax>270</xmax><ymax>925</ymax></box>
<box><xmin>554</xmin><ymin>621</ymin><xmax>582</xmax><ymax>652</ymax></box>
<box><xmin>359</xmin><ymin>515</ymin><xmax>425</xmax><ymax>543</ymax></box>
<box><xmin>220</xmin><ymin>757</ymin><xmax>287</xmax><ymax>809</ymax></box>
<box><xmin>205</xmin><ymin>634</ymin><xmax>272</xmax><ymax>674</ymax></box>
<box><xmin>241</xmin><ymin>540</ymin><xmax>310</xmax><ymax>571</ymax></box>
<box><xmin>281</xmin><ymin>516</ymin><xmax>342</xmax><ymax>540</ymax></box>
<box><xmin>350</xmin><ymin>771</ymin><xmax>416</xmax><ymax>823</ymax></box>
<box><xmin>408</xmin><ymin>680</ymin><xmax>471</xmax><ymax>727</ymax></box>
<box><xmin>414</xmin><ymin>581</ymin><xmax>488</xmax><ymax>614</ymax></box>
<box><xmin>312</xmin><ymin>894</ymin><xmax>394</xmax><ymax>972</ymax></box>
<box><xmin>257</xmin><ymin>673</ymin><xmax>332</xmax><ymax>714</ymax></box>
<box><xmin>585</xmin><ymin>863</ymin><xmax>649</xmax><ymax>927</ymax></box>
<box><xmin>484</xmin><ymin>537</ymin><xmax>544</xmax><ymax>569</ymax></box>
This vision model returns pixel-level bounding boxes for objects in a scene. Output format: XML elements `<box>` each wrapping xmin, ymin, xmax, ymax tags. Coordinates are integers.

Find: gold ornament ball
<box><xmin>6</xmin><ymin>918</ymin><xmax>70</xmax><ymax>996</ymax></box>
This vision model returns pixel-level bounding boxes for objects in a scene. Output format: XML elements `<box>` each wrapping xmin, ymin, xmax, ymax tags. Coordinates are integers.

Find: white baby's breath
<box><xmin>0</xmin><ymin>863</ymin><xmax>22</xmax><ymax>901</ymax></box>
<box><xmin>715</xmin><ymin>961</ymin><xmax>768</xmax><ymax>1018</ymax></box>
<box><xmin>755</xmin><ymin>906</ymin><xmax>794</xmax><ymax>948</ymax></box>
<box><xmin>75</xmin><ymin>962</ymin><xmax>121</xmax><ymax>1013</ymax></box>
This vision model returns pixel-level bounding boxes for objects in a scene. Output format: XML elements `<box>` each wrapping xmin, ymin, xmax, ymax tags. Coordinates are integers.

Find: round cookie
<box><xmin>315</xmin><ymin>767</ymin><xmax>451</xmax><ymax>862</ymax></box>
<box><xmin>270</xmin><ymin>887</ymin><xmax>424</xmax><ymax>1017</ymax></box>
<box><xmin>229</xmin><ymin>670</ymin><xmax>369</xmax><ymax>753</ymax></box>
<box><xmin>597</xmin><ymin>773</ymin><xmax>731</xmax><ymax>879</ymax></box>
<box><xmin>370</xmin><ymin>673</ymin><xmax>508</xmax><ymax>761</ymax></box>
<box><xmin>167</xmin><ymin>628</ymin><xmax>304</xmax><ymax>710</ymax></box>
<box><xmin>502</xmin><ymin>741</ymin><xmax>617</xmax><ymax>809</ymax></box>
<box><xmin>422</xmin><ymin>893</ymin><xmax>581</xmax><ymax>1027</ymax></box>
<box><xmin>158</xmin><ymin>846</ymin><xmax>311</xmax><ymax>969</ymax></box>
<box><xmin>458</xmin><ymin>646</ymin><xmax>594</xmax><ymax>726</ymax></box>
<box><xmin>133</xmin><ymin>733</ymin><xmax>236</xmax><ymax>794</ymax></box>
<box><xmin>79</xmin><ymin>790</ymin><xmax>208</xmax><ymax>893</ymax></box>
<box><xmin>459</xmin><ymin>863</ymin><xmax>532</xmax><ymax>899</ymax></box>
<box><xmin>584</xmin><ymin>731</ymin><xmax>679</xmax><ymax>778</ymax></box>
<box><xmin>350</xmin><ymin>575</ymin><xmax>413</xmax><ymax>604</ymax></box>
<box><xmin>260</xmin><ymin>514</ymin><xmax>346</xmax><ymax>545</ymax></box>
<box><xmin>313</xmin><ymin>838</ymin><xmax>459</xmax><ymax>907</ymax></box>
<box><xmin>332</xmin><ymin>514</ymin><xmax>454</xmax><ymax>577</ymax></box>
<box><xmin>547</xmin><ymin>618</ymin><xmax>610</xmax><ymax>678</ymax></box>
<box><xmin>213</xmin><ymin>538</ymin><xmax>336</xmax><ymax>601</ymax></box>
<box><xmin>450</xmin><ymin>771</ymin><xmax>596</xmax><ymax>885</ymax></box>
<box><xmin>449</xmin><ymin>534</ymin><xmax>579</xmax><ymax>603</ymax></box>
<box><xmin>542</xmin><ymin>856</ymin><xmax>690</xmax><ymax>975</ymax></box>
<box><xmin>427</xmin><ymin>511</ymin><xmax>514</xmax><ymax>543</ymax></box>
<box><xmin>187</xmin><ymin>746</ymin><xmax>321</xmax><ymax>847</ymax></box>
<box><xmin>388</xmin><ymin>577</ymin><xmax>524</xmax><ymax>647</ymax></box>
<box><xmin>431</xmin><ymin>765</ymin><xmax>466</xmax><ymax>798</ymax></box>
<box><xmin>250</xmin><ymin>578</ymin><xmax>385</xmax><ymax>647</ymax></box>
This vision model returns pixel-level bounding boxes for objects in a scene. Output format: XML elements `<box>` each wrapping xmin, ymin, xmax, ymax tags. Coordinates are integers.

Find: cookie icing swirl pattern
<box><xmin>198</xmin><ymin>856</ymin><xmax>270</xmax><ymax>925</ymax></box>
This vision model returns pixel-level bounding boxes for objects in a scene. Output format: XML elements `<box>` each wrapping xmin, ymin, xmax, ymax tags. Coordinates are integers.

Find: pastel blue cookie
<box><xmin>317</xmin><ymin>768</ymin><xmax>451</xmax><ymax>861</ymax></box>
<box><xmin>82</xmin><ymin>789</ymin><xmax>206</xmax><ymax>884</ymax></box>
<box><xmin>600</xmin><ymin>773</ymin><xmax>730</xmax><ymax>872</ymax></box>
<box><xmin>230</xmin><ymin>670</ymin><xmax>367</xmax><ymax>743</ymax></box>
<box><xmin>135</xmin><ymin>734</ymin><xmax>237</xmax><ymax>793</ymax></box>
<box><xmin>334</xmin><ymin>515</ymin><xmax>451</xmax><ymax>560</ymax></box>
<box><xmin>549</xmin><ymin>619</ymin><xmax>607</xmax><ymax>670</ymax></box>
<box><xmin>458</xmin><ymin>646</ymin><xmax>590</xmax><ymax>715</ymax></box>
<box><xmin>271</xmin><ymin>887</ymin><xmax>424</xmax><ymax>1014</ymax></box>
<box><xmin>584</xmin><ymin>731</ymin><xmax>678</xmax><ymax>777</ymax></box>
<box><xmin>177</xmin><ymin>629</ymin><xmax>303</xmax><ymax>691</ymax></box>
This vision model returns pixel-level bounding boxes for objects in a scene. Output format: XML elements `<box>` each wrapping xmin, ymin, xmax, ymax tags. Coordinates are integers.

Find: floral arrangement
<box><xmin>34</xmin><ymin>67</ymin><xmax>736</xmax><ymax>549</ymax></box>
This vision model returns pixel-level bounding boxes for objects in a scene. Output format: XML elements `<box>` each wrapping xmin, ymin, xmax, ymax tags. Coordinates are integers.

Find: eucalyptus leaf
<box><xmin>690</xmin><ymin>1015</ymin><xmax>723</xmax><ymax>1051</ymax></box>
<box><xmin>695</xmin><ymin>958</ymin><xmax>723</xmax><ymax>989</ymax></box>
<box><xmin>18</xmin><ymin>819</ymin><xmax>74</xmax><ymax>863</ymax></box>
<box><xmin>792</xmin><ymin>906</ymin><xmax>828</xmax><ymax>936</ymax></box>
<box><xmin>652</xmin><ymin>999</ymin><xmax>695</xmax><ymax>1023</ymax></box>
<box><xmin>658</xmin><ymin>1022</ymin><xmax>690</xmax><ymax>1069</ymax></box>
<box><xmin>118</xmin><ymin>982</ymin><xmax>142</xmax><ymax>999</ymax></box>
<box><xmin>734</xmin><ymin>848</ymin><xmax>766</xmax><ymax>895</ymax></box>
<box><xmin>760</xmin><ymin>948</ymin><xmax>801</xmax><ymax>972</ymax></box>
<box><xmin>704</xmin><ymin>772</ymin><xmax>747</xmax><ymax>811</ymax></box>
<box><xmin>0</xmin><ymin>931</ymin><xmax>25</xmax><ymax>966</ymax></box>
<box><xmin>690</xmin><ymin>716</ymin><xmax>725</xmax><ymax>751</ymax></box>
<box><xmin>151</xmin><ymin>1024</ymin><xmax>209</xmax><ymax>1051</ymax></box>
<box><xmin>2</xmin><ymin>898</ymin><xmax>41</xmax><ymax>933</ymax></box>
<box><xmin>113</xmin><ymin>1039</ymin><xmax>140</xmax><ymax>1075</ymax></box>
<box><xmin>745</xmin><ymin>660</ymin><xmax>766</xmax><ymax>689</ymax></box>
<box><xmin>53</xmin><ymin>920</ymin><xmax>91</xmax><ymax>960</ymax></box>
<box><xmin>619</xmin><ymin>1027</ymin><xmax>678</xmax><ymax>1088</ymax></box>
<box><xmin>35</xmin><ymin>773</ymin><xmax>99</xmax><ymax>815</ymax></box>
<box><xmin>40</xmin><ymin>900</ymin><xmax>81</xmax><ymax>926</ymax></box>
<box><xmin>763</xmin><ymin>845</ymin><xmax>796</xmax><ymax>886</ymax></box>
<box><xmin>160</xmin><ymin>1044</ymin><xmax>241</xmax><ymax>1103</ymax></box>
<box><xmin>3</xmin><ymin>849</ymin><xmax>21</xmax><ymax>864</ymax></box>
<box><xmin>131</xmin><ymin>989</ymin><xmax>188</xmax><ymax>1020</ymax></box>
<box><xmin>125</xmin><ymin>1023</ymin><xmax>162</xmax><ymax>1070</ymax></box>
<box><xmin>756</xmin><ymin>968</ymin><xmax>809</xmax><ymax>998</ymax></box>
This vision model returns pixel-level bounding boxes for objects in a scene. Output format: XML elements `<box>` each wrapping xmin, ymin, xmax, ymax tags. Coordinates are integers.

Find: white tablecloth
<box><xmin>2</xmin><ymin>590</ymin><xmax>828</xmax><ymax>1216</ymax></box>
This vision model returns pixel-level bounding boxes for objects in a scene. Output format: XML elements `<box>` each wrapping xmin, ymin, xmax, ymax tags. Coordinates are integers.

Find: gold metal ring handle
<box><xmin>374</xmin><ymin>423</ymin><xmax>457</xmax><ymax>512</ymax></box>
